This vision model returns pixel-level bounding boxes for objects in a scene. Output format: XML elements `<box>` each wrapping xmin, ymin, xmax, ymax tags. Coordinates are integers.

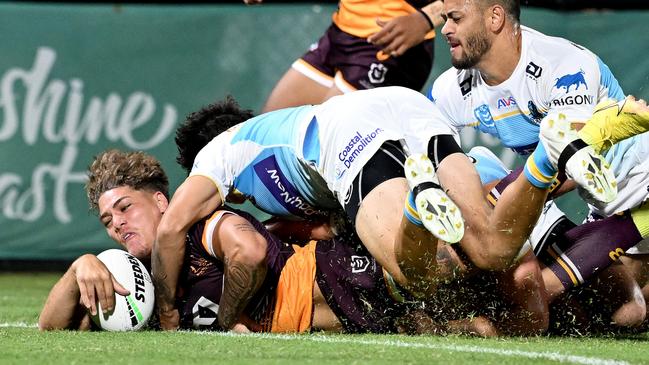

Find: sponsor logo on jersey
<box><xmin>459</xmin><ymin>75</ymin><xmax>473</xmax><ymax>97</ymax></box>
<box><xmin>497</xmin><ymin>96</ymin><xmax>517</xmax><ymax>109</ymax></box>
<box><xmin>525</xmin><ymin>61</ymin><xmax>543</xmax><ymax>79</ymax></box>
<box><xmin>192</xmin><ymin>296</ymin><xmax>219</xmax><ymax>328</ymax></box>
<box><xmin>554</xmin><ymin>70</ymin><xmax>588</xmax><ymax>93</ymax></box>
<box><xmin>368</xmin><ymin>63</ymin><xmax>388</xmax><ymax>84</ymax></box>
<box><xmin>351</xmin><ymin>255</ymin><xmax>370</xmax><ymax>273</ymax></box>
<box><xmin>551</xmin><ymin>94</ymin><xmax>594</xmax><ymax>107</ymax></box>
<box><xmin>473</xmin><ymin>104</ymin><xmax>494</xmax><ymax>127</ymax></box>
<box><xmin>253</xmin><ymin>156</ymin><xmax>323</xmax><ymax>217</ymax></box>
<box><xmin>336</xmin><ymin>128</ymin><xmax>384</xmax><ymax>178</ymax></box>
<box><xmin>527</xmin><ymin>101</ymin><xmax>544</xmax><ymax>124</ymax></box>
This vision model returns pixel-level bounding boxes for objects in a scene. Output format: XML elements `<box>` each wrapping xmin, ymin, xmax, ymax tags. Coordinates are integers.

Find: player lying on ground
<box><xmin>153</xmin><ymin>87</ymin><xmax>615</xmax><ymax>330</ymax></box>
<box><xmin>38</xmin><ymin>149</ymin><xmax>546</xmax><ymax>335</ymax></box>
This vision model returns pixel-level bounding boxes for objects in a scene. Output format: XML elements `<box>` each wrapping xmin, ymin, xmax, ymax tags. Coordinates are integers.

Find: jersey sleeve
<box><xmin>544</xmin><ymin>47</ymin><xmax>601</xmax><ymax>123</ymax></box>
<box><xmin>429</xmin><ymin>69</ymin><xmax>471</xmax><ymax>132</ymax></box>
<box><xmin>189</xmin><ymin>135</ymin><xmax>231</xmax><ymax>203</ymax></box>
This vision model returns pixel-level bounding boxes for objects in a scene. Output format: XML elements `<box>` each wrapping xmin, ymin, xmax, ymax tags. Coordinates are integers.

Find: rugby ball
<box><xmin>90</xmin><ymin>249</ymin><xmax>155</xmax><ymax>331</ymax></box>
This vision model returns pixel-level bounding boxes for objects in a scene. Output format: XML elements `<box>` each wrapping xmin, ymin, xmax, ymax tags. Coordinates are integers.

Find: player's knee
<box><xmin>469</xmin><ymin>251</ymin><xmax>515</xmax><ymax>272</ymax></box>
<box><xmin>611</xmin><ymin>297</ymin><xmax>647</xmax><ymax>328</ymax></box>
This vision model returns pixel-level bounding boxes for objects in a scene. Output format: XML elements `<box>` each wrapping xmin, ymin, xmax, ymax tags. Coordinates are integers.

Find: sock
<box><xmin>523</xmin><ymin>142</ymin><xmax>557</xmax><ymax>189</ymax></box>
<box><xmin>630</xmin><ymin>201</ymin><xmax>649</xmax><ymax>238</ymax></box>
<box><xmin>404</xmin><ymin>191</ymin><xmax>424</xmax><ymax>227</ymax></box>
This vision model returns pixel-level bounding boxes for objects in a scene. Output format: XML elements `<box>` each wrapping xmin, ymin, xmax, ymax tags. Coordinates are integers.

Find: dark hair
<box><xmin>86</xmin><ymin>149</ymin><xmax>169</xmax><ymax>213</ymax></box>
<box><xmin>477</xmin><ymin>0</ymin><xmax>520</xmax><ymax>23</ymax></box>
<box><xmin>175</xmin><ymin>95</ymin><xmax>254</xmax><ymax>174</ymax></box>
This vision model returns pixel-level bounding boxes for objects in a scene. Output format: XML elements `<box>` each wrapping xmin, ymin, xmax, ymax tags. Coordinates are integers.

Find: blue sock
<box><xmin>404</xmin><ymin>191</ymin><xmax>424</xmax><ymax>226</ymax></box>
<box><xmin>523</xmin><ymin>142</ymin><xmax>557</xmax><ymax>189</ymax></box>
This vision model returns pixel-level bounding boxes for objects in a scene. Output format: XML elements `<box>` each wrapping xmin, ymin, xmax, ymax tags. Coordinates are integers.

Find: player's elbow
<box><xmin>38</xmin><ymin>317</ymin><xmax>56</xmax><ymax>331</ymax></box>
<box><xmin>229</xmin><ymin>235</ymin><xmax>268</xmax><ymax>269</ymax></box>
<box><xmin>155</xmin><ymin>219</ymin><xmax>186</xmax><ymax>250</ymax></box>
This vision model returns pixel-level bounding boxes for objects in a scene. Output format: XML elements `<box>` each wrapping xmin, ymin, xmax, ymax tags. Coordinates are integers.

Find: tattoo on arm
<box><xmin>234</xmin><ymin>222</ymin><xmax>258</xmax><ymax>233</ymax></box>
<box><xmin>152</xmin><ymin>255</ymin><xmax>174</xmax><ymax>311</ymax></box>
<box><xmin>218</xmin><ymin>258</ymin><xmax>267</xmax><ymax>330</ymax></box>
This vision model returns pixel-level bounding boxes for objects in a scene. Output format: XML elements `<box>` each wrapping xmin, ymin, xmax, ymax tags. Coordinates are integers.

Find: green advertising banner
<box><xmin>0</xmin><ymin>3</ymin><xmax>647</xmax><ymax>260</ymax></box>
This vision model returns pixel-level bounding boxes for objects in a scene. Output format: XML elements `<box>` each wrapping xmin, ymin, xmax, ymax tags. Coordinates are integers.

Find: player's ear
<box><xmin>154</xmin><ymin>191</ymin><xmax>169</xmax><ymax>214</ymax></box>
<box><xmin>487</xmin><ymin>4</ymin><xmax>506</xmax><ymax>31</ymax></box>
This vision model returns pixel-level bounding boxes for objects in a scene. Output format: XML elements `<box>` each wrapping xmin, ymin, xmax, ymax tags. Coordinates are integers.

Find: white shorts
<box><xmin>313</xmin><ymin>87</ymin><xmax>458</xmax><ymax>206</ymax></box>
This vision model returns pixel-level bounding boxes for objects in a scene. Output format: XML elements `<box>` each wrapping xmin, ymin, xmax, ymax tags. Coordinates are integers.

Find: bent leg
<box><xmin>436</xmin><ymin>153</ymin><xmax>548</xmax><ymax>270</ymax></box>
<box><xmin>495</xmin><ymin>252</ymin><xmax>549</xmax><ymax>335</ymax></box>
<box><xmin>262</xmin><ymin>67</ymin><xmax>332</xmax><ymax>112</ymax></box>
<box><xmin>355</xmin><ymin>178</ymin><xmax>441</xmax><ymax>297</ymax></box>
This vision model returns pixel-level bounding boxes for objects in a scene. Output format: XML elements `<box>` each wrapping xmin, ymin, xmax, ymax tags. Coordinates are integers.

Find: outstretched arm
<box><xmin>39</xmin><ymin>254</ymin><xmax>129</xmax><ymax>331</ymax></box>
<box><xmin>152</xmin><ymin>175</ymin><xmax>223</xmax><ymax>330</ymax></box>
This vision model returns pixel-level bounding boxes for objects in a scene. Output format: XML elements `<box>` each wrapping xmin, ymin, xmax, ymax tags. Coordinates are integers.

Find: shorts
<box><xmin>294</xmin><ymin>23</ymin><xmax>434</xmax><ymax>92</ymax></box>
<box><xmin>315</xmin><ymin>236</ymin><xmax>415</xmax><ymax>333</ymax></box>
<box><xmin>313</xmin><ymin>86</ymin><xmax>459</xmax><ymax>206</ymax></box>
<box><xmin>343</xmin><ymin>140</ymin><xmax>406</xmax><ymax>222</ymax></box>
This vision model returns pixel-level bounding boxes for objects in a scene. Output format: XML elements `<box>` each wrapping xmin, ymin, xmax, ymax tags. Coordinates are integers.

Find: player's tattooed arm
<box><xmin>217</xmin><ymin>217</ymin><xmax>269</xmax><ymax>330</ymax></box>
<box><xmin>152</xmin><ymin>248</ymin><xmax>182</xmax><ymax>330</ymax></box>
<box><xmin>218</xmin><ymin>258</ymin><xmax>268</xmax><ymax>330</ymax></box>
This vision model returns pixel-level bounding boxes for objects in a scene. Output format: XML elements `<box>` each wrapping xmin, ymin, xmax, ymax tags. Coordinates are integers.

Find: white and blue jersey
<box><xmin>191</xmin><ymin>87</ymin><xmax>457</xmax><ymax>220</ymax></box>
<box><xmin>430</xmin><ymin>25</ymin><xmax>624</xmax><ymax>155</ymax></box>
<box><xmin>430</xmin><ymin>25</ymin><xmax>647</xmax><ymax>234</ymax></box>
<box><xmin>191</xmin><ymin>105</ymin><xmax>339</xmax><ymax>220</ymax></box>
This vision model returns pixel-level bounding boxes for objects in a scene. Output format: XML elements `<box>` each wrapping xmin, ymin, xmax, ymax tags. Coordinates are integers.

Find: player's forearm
<box><xmin>218</xmin><ymin>254</ymin><xmax>267</xmax><ymax>330</ymax></box>
<box><xmin>39</xmin><ymin>269</ymin><xmax>88</xmax><ymax>331</ymax></box>
<box><xmin>151</xmin><ymin>229</ymin><xmax>186</xmax><ymax>314</ymax></box>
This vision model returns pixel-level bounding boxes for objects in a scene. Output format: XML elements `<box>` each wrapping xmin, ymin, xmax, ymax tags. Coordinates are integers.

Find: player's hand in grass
<box><xmin>158</xmin><ymin>308</ymin><xmax>180</xmax><ymax>330</ymax></box>
<box><xmin>71</xmin><ymin>254</ymin><xmax>129</xmax><ymax>316</ymax></box>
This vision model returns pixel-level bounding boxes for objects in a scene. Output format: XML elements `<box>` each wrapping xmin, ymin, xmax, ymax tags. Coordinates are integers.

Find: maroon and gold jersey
<box><xmin>177</xmin><ymin>207</ymin><xmax>294</xmax><ymax>330</ymax></box>
<box><xmin>332</xmin><ymin>0</ymin><xmax>435</xmax><ymax>39</ymax></box>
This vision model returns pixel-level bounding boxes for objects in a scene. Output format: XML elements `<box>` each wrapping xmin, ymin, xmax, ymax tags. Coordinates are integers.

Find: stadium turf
<box><xmin>1</xmin><ymin>272</ymin><xmax>647</xmax><ymax>365</ymax></box>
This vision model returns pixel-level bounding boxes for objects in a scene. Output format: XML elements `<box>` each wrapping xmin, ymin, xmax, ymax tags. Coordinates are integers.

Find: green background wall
<box><xmin>0</xmin><ymin>3</ymin><xmax>647</xmax><ymax>260</ymax></box>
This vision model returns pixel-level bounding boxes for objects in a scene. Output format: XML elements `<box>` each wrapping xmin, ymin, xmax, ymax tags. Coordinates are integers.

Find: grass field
<box><xmin>2</xmin><ymin>273</ymin><xmax>648</xmax><ymax>365</ymax></box>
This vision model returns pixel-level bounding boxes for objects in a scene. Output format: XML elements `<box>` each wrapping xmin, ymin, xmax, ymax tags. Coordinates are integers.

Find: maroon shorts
<box><xmin>298</xmin><ymin>24</ymin><xmax>434</xmax><ymax>91</ymax></box>
<box><xmin>315</xmin><ymin>236</ymin><xmax>415</xmax><ymax>333</ymax></box>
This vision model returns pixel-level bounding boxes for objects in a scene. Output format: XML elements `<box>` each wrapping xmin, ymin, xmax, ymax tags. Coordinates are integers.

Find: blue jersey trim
<box><xmin>597</xmin><ymin>57</ymin><xmax>624</xmax><ymax>101</ymax></box>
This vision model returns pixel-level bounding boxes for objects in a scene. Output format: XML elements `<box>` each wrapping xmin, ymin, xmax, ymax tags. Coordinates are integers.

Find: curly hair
<box><xmin>175</xmin><ymin>95</ymin><xmax>254</xmax><ymax>174</ymax></box>
<box><xmin>85</xmin><ymin>149</ymin><xmax>169</xmax><ymax>213</ymax></box>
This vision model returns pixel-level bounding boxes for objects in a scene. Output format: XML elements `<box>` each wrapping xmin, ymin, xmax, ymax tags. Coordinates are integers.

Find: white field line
<box><xmin>0</xmin><ymin>323</ymin><xmax>631</xmax><ymax>365</ymax></box>
<box><xmin>0</xmin><ymin>322</ymin><xmax>37</xmax><ymax>328</ymax></box>
<box><xmin>196</xmin><ymin>331</ymin><xmax>631</xmax><ymax>365</ymax></box>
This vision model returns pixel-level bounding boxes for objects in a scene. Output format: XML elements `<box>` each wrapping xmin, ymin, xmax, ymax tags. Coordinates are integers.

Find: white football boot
<box><xmin>404</xmin><ymin>153</ymin><xmax>464</xmax><ymax>244</ymax></box>
<box><xmin>540</xmin><ymin>112</ymin><xmax>617</xmax><ymax>203</ymax></box>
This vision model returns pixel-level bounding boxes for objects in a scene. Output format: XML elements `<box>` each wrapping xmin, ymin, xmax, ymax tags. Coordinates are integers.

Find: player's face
<box><xmin>98</xmin><ymin>186</ymin><xmax>167</xmax><ymax>260</ymax></box>
<box><xmin>441</xmin><ymin>0</ymin><xmax>492</xmax><ymax>69</ymax></box>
